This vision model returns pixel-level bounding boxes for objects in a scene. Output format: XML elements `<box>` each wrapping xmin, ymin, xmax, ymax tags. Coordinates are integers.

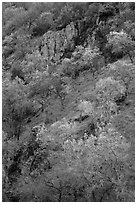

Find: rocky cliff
<box><xmin>41</xmin><ymin>22</ymin><xmax>78</xmax><ymax>62</ymax></box>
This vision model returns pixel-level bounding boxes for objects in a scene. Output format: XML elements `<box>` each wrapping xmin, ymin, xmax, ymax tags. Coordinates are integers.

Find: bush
<box><xmin>11</xmin><ymin>61</ymin><xmax>25</xmax><ymax>81</ymax></box>
<box><xmin>93</xmin><ymin>77</ymin><xmax>126</xmax><ymax>125</ymax></box>
<box><xmin>112</xmin><ymin>113</ymin><xmax>135</xmax><ymax>141</ymax></box>
<box><xmin>107</xmin><ymin>30</ymin><xmax>135</xmax><ymax>63</ymax></box>
<box><xmin>31</xmin><ymin>12</ymin><xmax>53</xmax><ymax>37</ymax></box>
<box><xmin>95</xmin><ymin>77</ymin><xmax>126</xmax><ymax>103</ymax></box>
<box><xmin>81</xmin><ymin>46</ymin><xmax>104</xmax><ymax>76</ymax></box>
<box><xmin>61</xmin><ymin>46</ymin><xmax>104</xmax><ymax>79</ymax></box>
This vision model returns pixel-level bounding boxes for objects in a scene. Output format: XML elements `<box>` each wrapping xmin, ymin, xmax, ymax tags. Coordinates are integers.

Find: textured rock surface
<box><xmin>41</xmin><ymin>22</ymin><xmax>78</xmax><ymax>62</ymax></box>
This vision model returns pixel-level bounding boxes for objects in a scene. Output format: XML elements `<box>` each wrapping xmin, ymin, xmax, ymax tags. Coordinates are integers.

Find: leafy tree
<box><xmin>11</xmin><ymin>61</ymin><xmax>25</xmax><ymax>82</ymax></box>
<box><xmin>2</xmin><ymin>3</ymin><xmax>49</xmax><ymax>36</ymax></box>
<box><xmin>98</xmin><ymin>3</ymin><xmax>118</xmax><ymax>23</ymax></box>
<box><xmin>2</xmin><ymin>32</ymin><xmax>16</xmax><ymax>60</ymax></box>
<box><xmin>93</xmin><ymin>76</ymin><xmax>126</xmax><ymax>128</ymax></box>
<box><xmin>28</xmin><ymin>70</ymin><xmax>66</xmax><ymax>112</ymax></box>
<box><xmin>50</xmin><ymin>75</ymin><xmax>67</xmax><ymax>108</ymax></box>
<box><xmin>95</xmin><ymin>76</ymin><xmax>126</xmax><ymax>103</ymax></box>
<box><xmin>2</xmin><ymin>77</ymin><xmax>34</xmax><ymax>140</ymax></box>
<box><xmin>95</xmin><ymin>22</ymin><xmax>111</xmax><ymax>64</ymax></box>
<box><xmin>28</xmin><ymin>72</ymin><xmax>51</xmax><ymax>112</ymax></box>
<box><xmin>12</xmin><ymin>124</ymin><xmax>133</xmax><ymax>202</ymax></box>
<box><xmin>20</xmin><ymin>50</ymin><xmax>48</xmax><ymax>83</ymax></box>
<box><xmin>13</xmin><ymin>30</ymin><xmax>32</xmax><ymax>60</ymax></box>
<box><xmin>54</xmin><ymin>3</ymin><xmax>86</xmax><ymax>30</ymax></box>
<box><xmin>32</xmin><ymin>12</ymin><xmax>53</xmax><ymax>37</ymax></box>
<box><xmin>106</xmin><ymin>60</ymin><xmax>135</xmax><ymax>102</ymax></box>
<box><xmin>123</xmin><ymin>21</ymin><xmax>135</xmax><ymax>40</ymax></box>
<box><xmin>107</xmin><ymin>30</ymin><xmax>135</xmax><ymax>63</ymax></box>
<box><xmin>62</xmin><ymin>46</ymin><xmax>103</xmax><ymax>80</ymax></box>
<box><xmin>2</xmin><ymin>6</ymin><xmax>28</xmax><ymax>36</ymax></box>
<box><xmin>81</xmin><ymin>46</ymin><xmax>104</xmax><ymax>77</ymax></box>
<box><xmin>71</xmin><ymin>45</ymin><xmax>85</xmax><ymax>61</ymax></box>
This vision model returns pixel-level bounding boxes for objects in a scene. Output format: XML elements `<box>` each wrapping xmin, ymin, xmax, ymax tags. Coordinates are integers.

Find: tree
<box><xmin>50</xmin><ymin>75</ymin><xmax>66</xmax><ymax>108</ymax></box>
<box><xmin>95</xmin><ymin>76</ymin><xmax>126</xmax><ymax>103</ymax></box>
<box><xmin>28</xmin><ymin>70</ymin><xmax>66</xmax><ymax>112</ymax></box>
<box><xmin>2</xmin><ymin>77</ymin><xmax>34</xmax><ymax>140</ymax></box>
<box><xmin>106</xmin><ymin>60</ymin><xmax>135</xmax><ymax>100</ymax></box>
<box><xmin>107</xmin><ymin>30</ymin><xmax>135</xmax><ymax>63</ymax></box>
<box><xmin>93</xmin><ymin>76</ymin><xmax>126</xmax><ymax>128</ymax></box>
<box><xmin>31</xmin><ymin>12</ymin><xmax>53</xmax><ymax>37</ymax></box>
<box><xmin>54</xmin><ymin>3</ymin><xmax>86</xmax><ymax>30</ymax></box>
<box><xmin>2</xmin><ymin>3</ymin><xmax>52</xmax><ymax>36</ymax></box>
<box><xmin>62</xmin><ymin>46</ymin><xmax>103</xmax><ymax>80</ymax></box>
<box><xmin>95</xmin><ymin>22</ymin><xmax>111</xmax><ymax>64</ymax></box>
<box><xmin>81</xmin><ymin>46</ymin><xmax>104</xmax><ymax>77</ymax></box>
<box><xmin>28</xmin><ymin>72</ymin><xmax>51</xmax><ymax>112</ymax></box>
<box><xmin>18</xmin><ymin>50</ymin><xmax>48</xmax><ymax>85</ymax></box>
<box><xmin>13</xmin><ymin>123</ymin><xmax>133</xmax><ymax>201</ymax></box>
<box><xmin>11</xmin><ymin>61</ymin><xmax>25</xmax><ymax>82</ymax></box>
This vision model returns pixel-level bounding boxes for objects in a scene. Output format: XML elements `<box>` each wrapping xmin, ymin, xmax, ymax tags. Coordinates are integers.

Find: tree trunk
<box><xmin>41</xmin><ymin>104</ymin><xmax>44</xmax><ymax>112</ymax></box>
<box><xmin>92</xmin><ymin>191</ymin><xmax>96</xmax><ymax>202</ymax></box>
<box><xmin>15</xmin><ymin>126</ymin><xmax>21</xmax><ymax>141</ymax></box>
<box><xmin>58</xmin><ymin>190</ymin><xmax>62</xmax><ymax>202</ymax></box>
<box><xmin>73</xmin><ymin>189</ymin><xmax>77</xmax><ymax>202</ymax></box>
<box><xmin>128</xmin><ymin>52</ymin><xmax>134</xmax><ymax>63</ymax></box>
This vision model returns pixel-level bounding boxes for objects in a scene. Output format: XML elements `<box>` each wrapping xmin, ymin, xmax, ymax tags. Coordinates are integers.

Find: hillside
<box><xmin>2</xmin><ymin>2</ymin><xmax>135</xmax><ymax>202</ymax></box>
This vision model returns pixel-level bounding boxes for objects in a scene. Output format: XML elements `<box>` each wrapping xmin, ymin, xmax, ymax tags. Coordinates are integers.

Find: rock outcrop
<box><xmin>41</xmin><ymin>22</ymin><xmax>78</xmax><ymax>62</ymax></box>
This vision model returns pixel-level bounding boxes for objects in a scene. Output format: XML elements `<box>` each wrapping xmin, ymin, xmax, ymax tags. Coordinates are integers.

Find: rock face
<box><xmin>41</xmin><ymin>22</ymin><xmax>78</xmax><ymax>62</ymax></box>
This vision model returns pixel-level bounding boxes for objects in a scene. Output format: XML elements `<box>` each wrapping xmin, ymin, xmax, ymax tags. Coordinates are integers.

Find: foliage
<box><xmin>106</xmin><ymin>60</ymin><xmax>135</xmax><ymax>97</ymax></box>
<box><xmin>81</xmin><ymin>46</ymin><xmax>104</xmax><ymax>76</ymax></box>
<box><xmin>32</xmin><ymin>12</ymin><xmax>54</xmax><ymax>37</ymax></box>
<box><xmin>112</xmin><ymin>112</ymin><xmax>135</xmax><ymax>141</ymax></box>
<box><xmin>95</xmin><ymin>77</ymin><xmax>126</xmax><ymax>103</ymax></box>
<box><xmin>2</xmin><ymin>2</ymin><xmax>135</xmax><ymax>202</ymax></box>
<box><xmin>92</xmin><ymin>76</ymin><xmax>127</xmax><ymax>128</ymax></box>
<box><xmin>54</xmin><ymin>3</ymin><xmax>87</xmax><ymax>30</ymax></box>
<box><xmin>10</xmin><ymin>61</ymin><xmax>25</xmax><ymax>81</ymax></box>
<box><xmin>61</xmin><ymin>46</ymin><xmax>103</xmax><ymax>79</ymax></box>
<box><xmin>107</xmin><ymin>30</ymin><xmax>135</xmax><ymax>63</ymax></box>
<box><xmin>28</xmin><ymin>71</ymin><xmax>51</xmax><ymax>111</ymax></box>
<box><xmin>28</xmin><ymin>70</ymin><xmax>66</xmax><ymax>112</ymax></box>
<box><xmin>2</xmin><ymin>77</ymin><xmax>34</xmax><ymax>140</ymax></box>
<box><xmin>8</xmin><ymin>126</ymin><xmax>133</xmax><ymax>202</ymax></box>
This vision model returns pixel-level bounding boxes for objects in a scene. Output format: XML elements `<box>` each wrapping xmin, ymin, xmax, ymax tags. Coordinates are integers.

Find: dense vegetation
<box><xmin>2</xmin><ymin>2</ymin><xmax>135</xmax><ymax>202</ymax></box>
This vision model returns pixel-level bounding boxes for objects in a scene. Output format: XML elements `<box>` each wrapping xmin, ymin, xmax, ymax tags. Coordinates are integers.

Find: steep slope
<box><xmin>2</xmin><ymin>2</ymin><xmax>135</xmax><ymax>202</ymax></box>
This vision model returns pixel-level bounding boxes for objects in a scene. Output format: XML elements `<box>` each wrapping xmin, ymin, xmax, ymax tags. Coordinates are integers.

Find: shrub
<box><xmin>107</xmin><ymin>30</ymin><xmax>135</xmax><ymax>63</ymax></box>
<box><xmin>81</xmin><ymin>46</ymin><xmax>104</xmax><ymax>76</ymax></box>
<box><xmin>61</xmin><ymin>46</ymin><xmax>104</xmax><ymax>79</ymax></box>
<box><xmin>95</xmin><ymin>77</ymin><xmax>126</xmax><ymax>103</ymax></box>
<box><xmin>31</xmin><ymin>12</ymin><xmax>53</xmax><ymax>37</ymax></box>
<box><xmin>93</xmin><ymin>77</ymin><xmax>126</xmax><ymax>125</ymax></box>
<box><xmin>106</xmin><ymin>60</ymin><xmax>135</xmax><ymax>93</ymax></box>
<box><xmin>11</xmin><ymin>61</ymin><xmax>25</xmax><ymax>81</ymax></box>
